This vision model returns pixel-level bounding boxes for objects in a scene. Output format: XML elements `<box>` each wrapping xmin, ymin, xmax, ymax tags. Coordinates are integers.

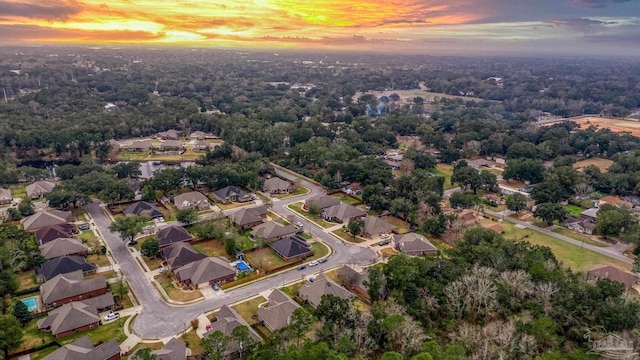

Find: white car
<box><xmin>309</xmin><ymin>261</ymin><xmax>318</xmax><ymax>267</ymax></box>
<box><xmin>295</xmin><ymin>221</ymin><xmax>304</xmax><ymax>227</ymax></box>
<box><xmin>380</xmin><ymin>233</ymin><xmax>390</xmax><ymax>239</ymax></box>
<box><xmin>104</xmin><ymin>312</ymin><xmax>120</xmax><ymax>321</ymax></box>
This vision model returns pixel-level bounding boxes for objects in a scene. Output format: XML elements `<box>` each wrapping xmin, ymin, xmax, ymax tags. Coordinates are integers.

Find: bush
<box><xmin>14</xmin><ymin>286</ymin><xmax>40</xmax><ymax>297</ymax></box>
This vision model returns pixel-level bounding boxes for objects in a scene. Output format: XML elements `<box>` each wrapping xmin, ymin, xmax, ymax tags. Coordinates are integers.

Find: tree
<box><xmin>112</xmin><ymin>162</ymin><xmax>142</xmax><ymax>179</ymax></box>
<box><xmin>596</xmin><ymin>208</ymin><xmax>628</xmax><ymax>238</ymax></box>
<box><xmin>17</xmin><ymin>198</ymin><xmax>34</xmax><ymax>216</ymax></box>
<box><xmin>231</xmin><ymin>325</ymin><xmax>256</xmax><ymax>358</ymax></box>
<box><xmin>347</xmin><ymin>219</ymin><xmax>365</xmax><ymax>239</ymax></box>
<box><xmin>0</xmin><ymin>315</ymin><xmax>23</xmax><ymax>358</ymax></box>
<box><xmin>449</xmin><ymin>192</ymin><xmax>474</xmax><ymax>209</ymax></box>
<box><xmin>112</xmin><ymin>277</ymin><xmax>129</xmax><ymax>304</ymax></box>
<box><xmin>6</xmin><ymin>208</ymin><xmax>21</xmax><ymax>221</ymax></box>
<box><xmin>149</xmin><ymin>168</ymin><xmax>183</xmax><ymax>195</ymax></box>
<box><xmin>176</xmin><ymin>208</ymin><xmax>199</xmax><ymax>226</ymax></box>
<box><xmin>633</xmin><ymin>256</ymin><xmax>640</xmax><ymax>273</ymax></box>
<box><xmin>140</xmin><ymin>237</ymin><xmax>159</xmax><ymax>258</ymax></box>
<box><xmin>533</xmin><ymin>203</ymin><xmax>567</xmax><ymax>226</ymax></box>
<box><xmin>131</xmin><ymin>347</ymin><xmax>159</xmax><ymax>360</ymax></box>
<box><xmin>421</xmin><ymin>214</ymin><xmax>447</xmax><ymax>237</ymax></box>
<box><xmin>364</xmin><ymin>266</ymin><xmax>385</xmax><ymax>302</ymax></box>
<box><xmin>98</xmin><ymin>181</ymin><xmax>135</xmax><ymax>205</ymax></box>
<box><xmin>307</xmin><ymin>202</ymin><xmax>321</xmax><ymax>218</ymax></box>
<box><xmin>288</xmin><ymin>307</ymin><xmax>313</xmax><ymax>347</ymax></box>
<box><xmin>109</xmin><ymin>215</ymin><xmax>148</xmax><ymax>244</ymax></box>
<box><xmin>224</xmin><ymin>237</ymin><xmax>236</xmax><ymax>256</ymax></box>
<box><xmin>201</xmin><ymin>330</ymin><xmax>230</xmax><ymax>360</ymax></box>
<box><xmin>12</xmin><ymin>301</ymin><xmax>32</xmax><ymax>326</ymax></box>
<box><xmin>141</xmin><ymin>185</ymin><xmax>157</xmax><ymax>202</ymax></box>
<box><xmin>505</xmin><ymin>193</ymin><xmax>527</xmax><ymax>213</ymax></box>
<box><xmin>381</xmin><ymin>351</ymin><xmax>404</xmax><ymax>360</ymax></box>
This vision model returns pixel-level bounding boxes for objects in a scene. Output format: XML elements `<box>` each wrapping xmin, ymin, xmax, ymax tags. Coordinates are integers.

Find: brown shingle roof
<box><xmin>156</xmin><ymin>225</ymin><xmax>194</xmax><ymax>247</ymax></box>
<box><xmin>298</xmin><ymin>274</ymin><xmax>354</xmax><ymax>307</ymax></box>
<box><xmin>35</xmin><ymin>224</ymin><xmax>76</xmax><ymax>245</ymax></box>
<box><xmin>40</xmin><ymin>271</ymin><xmax>106</xmax><ymax>305</ymax></box>
<box><xmin>250</xmin><ymin>221</ymin><xmax>296</xmax><ymax>241</ymax></box>
<box><xmin>40</xmin><ymin>238</ymin><xmax>89</xmax><ymax>260</ymax></box>
<box><xmin>21</xmin><ymin>210</ymin><xmax>72</xmax><ymax>231</ymax></box>
<box><xmin>257</xmin><ymin>289</ymin><xmax>300</xmax><ymax>332</ymax></box>
<box><xmin>363</xmin><ymin>216</ymin><xmax>395</xmax><ymax>236</ymax></box>
<box><xmin>175</xmin><ymin>257</ymin><xmax>236</xmax><ymax>286</ymax></box>
<box><xmin>305</xmin><ymin>195</ymin><xmax>340</xmax><ymax>210</ymax></box>
<box><xmin>38</xmin><ymin>302</ymin><xmax>99</xmax><ymax>336</ymax></box>
<box><xmin>42</xmin><ymin>336</ymin><xmax>120</xmax><ymax>360</ymax></box>
<box><xmin>203</xmin><ymin>305</ymin><xmax>261</xmax><ymax>356</ymax></box>
<box><xmin>323</xmin><ymin>203</ymin><xmax>366</xmax><ymax>222</ymax></box>
<box><xmin>26</xmin><ymin>180</ymin><xmax>55</xmax><ymax>198</ymax></box>
<box><xmin>152</xmin><ymin>338</ymin><xmax>188</xmax><ymax>360</ymax></box>
<box><xmin>173</xmin><ymin>191</ymin><xmax>210</xmax><ymax>210</ymax></box>
<box><xmin>162</xmin><ymin>242</ymin><xmax>206</xmax><ymax>270</ymax></box>
<box><xmin>230</xmin><ymin>206</ymin><xmax>266</xmax><ymax>227</ymax></box>
<box><xmin>263</xmin><ymin>177</ymin><xmax>292</xmax><ymax>192</ymax></box>
<box><xmin>392</xmin><ymin>233</ymin><xmax>437</xmax><ymax>256</ymax></box>
<box><xmin>588</xmin><ymin>265</ymin><xmax>639</xmax><ymax>289</ymax></box>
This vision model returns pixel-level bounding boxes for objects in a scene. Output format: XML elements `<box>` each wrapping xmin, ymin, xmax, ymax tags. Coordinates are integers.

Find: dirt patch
<box><xmin>573</xmin><ymin>157</ymin><xmax>614</xmax><ymax>172</ymax></box>
<box><xmin>572</xmin><ymin>116</ymin><xmax>640</xmax><ymax>136</ymax></box>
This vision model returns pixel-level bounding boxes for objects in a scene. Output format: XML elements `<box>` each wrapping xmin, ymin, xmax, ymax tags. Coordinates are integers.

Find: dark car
<box><xmin>378</xmin><ymin>239</ymin><xmax>390</xmax><ymax>246</ymax></box>
<box><xmin>297</xmin><ymin>265</ymin><xmax>306</xmax><ymax>271</ymax></box>
<box><xmin>318</xmin><ymin>258</ymin><xmax>328</xmax><ymax>263</ymax></box>
<box><xmin>78</xmin><ymin>223</ymin><xmax>90</xmax><ymax>231</ymax></box>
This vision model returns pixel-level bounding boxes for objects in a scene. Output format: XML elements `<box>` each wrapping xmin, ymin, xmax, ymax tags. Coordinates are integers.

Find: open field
<box><xmin>573</xmin><ymin>157</ymin><xmax>614</xmax><ymax>172</ymax></box>
<box><xmin>500</xmin><ymin>221</ymin><xmax>630</xmax><ymax>272</ymax></box>
<box><xmin>571</xmin><ymin>116</ymin><xmax>640</xmax><ymax>136</ymax></box>
<box><xmin>355</xmin><ymin>89</ymin><xmax>487</xmax><ymax>103</ymax></box>
<box><xmin>233</xmin><ymin>296</ymin><xmax>267</xmax><ymax>326</ymax></box>
<box><xmin>433</xmin><ymin>164</ymin><xmax>455</xmax><ymax>190</ymax></box>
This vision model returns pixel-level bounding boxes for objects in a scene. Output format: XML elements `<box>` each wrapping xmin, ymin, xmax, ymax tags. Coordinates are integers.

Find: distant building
<box><xmin>157</xmin><ymin>129</ymin><xmax>180</xmax><ymax>140</ymax></box>
<box><xmin>229</xmin><ymin>206</ymin><xmax>266</xmax><ymax>230</ymax></box>
<box><xmin>0</xmin><ymin>188</ymin><xmax>12</xmax><ymax>205</ymax></box>
<box><xmin>22</xmin><ymin>210</ymin><xmax>73</xmax><ymax>232</ymax></box>
<box><xmin>26</xmin><ymin>180</ymin><xmax>56</xmax><ymax>199</ymax></box>
<box><xmin>322</xmin><ymin>203</ymin><xmax>366</xmax><ymax>223</ymax></box>
<box><xmin>262</xmin><ymin>177</ymin><xmax>295</xmax><ymax>194</ymax></box>
<box><xmin>391</xmin><ymin>233</ymin><xmax>437</xmax><ymax>256</ymax></box>
<box><xmin>213</xmin><ymin>186</ymin><xmax>252</xmax><ymax>204</ymax></box>
<box><xmin>588</xmin><ymin>265</ymin><xmax>639</xmax><ymax>289</ymax></box>
<box><xmin>122</xmin><ymin>201</ymin><xmax>163</xmax><ymax>219</ymax></box>
<box><xmin>172</xmin><ymin>191</ymin><xmax>210</xmax><ymax>211</ymax></box>
<box><xmin>251</xmin><ymin>221</ymin><xmax>297</xmax><ymax>243</ymax></box>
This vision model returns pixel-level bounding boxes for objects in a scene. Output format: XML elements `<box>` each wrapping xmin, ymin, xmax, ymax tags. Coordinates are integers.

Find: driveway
<box><xmin>86</xmin><ymin>166</ymin><xmax>375</xmax><ymax>339</ymax></box>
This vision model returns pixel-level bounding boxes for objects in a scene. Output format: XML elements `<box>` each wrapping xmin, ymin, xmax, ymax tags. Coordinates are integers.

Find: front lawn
<box><xmin>500</xmin><ymin>221</ymin><xmax>630</xmax><ymax>272</ymax></box>
<box><xmin>216</xmin><ymin>201</ymin><xmax>255</xmax><ymax>210</ymax></box>
<box><xmin>288</xmin><ymin>202</ymin><xmax>333</xmax><ymax>228</ymax></box>
<box><xmin>86</xmin><ymin>254</ymin><xmax>111</xmax><ymax>267</ymax></box>
<box><xmin>274</xmin><ymin>186</ymin><xmax>310</xmax><ymax>199</ymax></box>
<box><xmin>552</xmin><ymin>228</ymin><xmax>607</xmax><ymax>248</ymax></box>
<box><xmin>306</xmin><ymin>242</ymin><xmax>330</xmax><ymax>261</ymax></box>
<box><xmin>181</xmin><ymin>330</ymin><xmax>204</xmax><ymax>356</ymax></box>
<box><xmin>77</xmin><ymin>230</ymin><xmax>97</xmax><ymax>242</ymax></box>
<box><xmin>154</xmin><ymin>273</ymin><xmax>203</xmax><ymax>302</ymax></box>
<box><xmin>564</xmin><ymin>204</ymin><xmax>585</xmax><ymax>217</ymax></box>
<box><xmin>142</xmin><ymin>256</ymin><xmax>163</xmax><ymax>270</ymax></box>
<box><xmin>233</xmin><ymin>296</ymin><xmax>267</xmax><ymax>326</ymax></box>
<box><xmin>332</xmin><ymin>228</ymin><xmax>365</xmax><ymax>243</ymax></box>
<box><xmin>61</xmin><ymin>316</ymin><xmax>128</xmax><ymax>345</ymax></box>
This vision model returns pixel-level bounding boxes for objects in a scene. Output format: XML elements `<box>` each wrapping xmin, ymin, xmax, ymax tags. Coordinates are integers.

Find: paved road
<box><xmin>86</xmin><ymin>167</ymin><xmax>375</xmax><ymax>339</ymax></box>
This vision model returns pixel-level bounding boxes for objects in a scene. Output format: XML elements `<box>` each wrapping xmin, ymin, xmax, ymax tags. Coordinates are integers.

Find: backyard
<box><xmin>154</xmin><ymin>273</ymin><xmax>203</xmax><ymax>302</ymax></box>
<box><xmin>330</xmin><ymin>192</ymin><xmax>362</xmax><ymax>205</ymax></box>
<box><xmin>500</xmin><ymin>221</ymin><xmax>631</xmax><ymax>272</ymax></box>
<box><xmin>245</xmin><ymin>247</ymin><xmax>289</xmax><ymax>272</ymax></box>
<box><xmin>563</xmin><ymin>204</ymin><xmax>585</xmax><ymax>217</ymax></box>
<box><xmin>433</xmin><ymin>164</ymin><xmax>455</xmax><ymax>190</ymax></box>
<box><xmin>17</xmin><ymin>270</ymin><xmax>38</xmax><ymax>291</ymax></box>
<box><xmin>191</xmin><ymin>239</ymin><xmax>230</xmax><ymax>259</ymax></box>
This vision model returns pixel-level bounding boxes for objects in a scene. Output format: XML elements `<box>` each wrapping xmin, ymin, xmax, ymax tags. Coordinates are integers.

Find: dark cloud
<box><xmin>0</xmin><ymin>0</ymin><xmax>81</xmax><ymax>20</ymax></box>
<box><xmin>548</xmin><ymin>17</ymin><xmax>618</xmax><ymax>31</ymax></box>
<box><xmin>569</xmin><ymin>0</ymin><xmax>631</xmax><ymax>9</ymax></box>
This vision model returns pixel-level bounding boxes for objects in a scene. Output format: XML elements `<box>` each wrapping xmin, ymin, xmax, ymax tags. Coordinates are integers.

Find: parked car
<box><xmin>318</xmin><ymin>258</ymin><xmax>328</xmax><ymax>263</ymax></box>
<box><xmin>295</xmin><ymin>221</ymin><xmax>304</xmax><ymax>227</ymax></box>
<box><xmin>212</xmin><ymin>284</ymin><xmax>220</xmax><ymax>291</ymax></box>
<box><xmin>309</xmin><ymin>261</ymin><xmax>318</xmax><ymax>267</ymax></box>
<box><xmin>78</xmin><ymin>223</ymin><xmax>90</xmax><ymax>231</ymax></box>
<box><xmin>104</xmin><ymin>312</ymin><xmax>120</xmax><ymax>321</ymax></box>
<box><xmin>378</xmin><ymin>239</ymin><xmax>390</xmax><ymax>246</ymax></box>
<box><xmin>206</xmin><ymin>324</ymin><xmax>213</xmax><ymax>332</ymax></box>
<box><xmin>309</xmin><ymin>277</ymin><xmax>315</xmax><ymax>283</ymax></box>
<box><xmin>297</xmin><ymin>265</ymin><xmax>306</xmax><ymax>271</ymax></box>
<box><xmin>380</xmin><ymin>233</ymin><xmax>390</xmax><ymax>239</ymax></box>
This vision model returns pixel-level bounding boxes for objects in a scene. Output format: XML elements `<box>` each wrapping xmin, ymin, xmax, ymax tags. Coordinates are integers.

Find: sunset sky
<box><xmin>1</xmin><ymin>0</ymin><xmax>639</xmax><ymax>55</ymax></box>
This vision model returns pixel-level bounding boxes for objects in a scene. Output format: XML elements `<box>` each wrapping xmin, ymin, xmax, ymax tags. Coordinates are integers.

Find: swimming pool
<box><xmin>236</xmin><ymin>261</ymin><xmax>251</xmax><ymax>271</ymax></box>
<box><xmin>21</xmin><ymin>296</ymin><xmax>38</xmax><ymax>312</ymax></box>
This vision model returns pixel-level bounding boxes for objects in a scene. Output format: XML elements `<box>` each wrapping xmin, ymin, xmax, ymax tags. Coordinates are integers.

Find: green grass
<box><xmin>281</xmin><ymin>281</ymin><xmax>305</xmax><ymax>299</ymax></box>
<box><xmin>61</xmin><ymin>315</ymin><xmax>129</xmax><ymax>345</ymax></box>
<box><xmin>86</xmin><ymin>254</ymin><xmax>111</xmax><ymax>267</ymax></box>
<box><xmin>245</xmin><ymin>247</ymin><xmax>289</xmax><ymax>271</ymax></box>
<box><xmin>180</xmin><ymin>330</ymin><xmax>204</xmax><ymax>356</ymax></box>
<box><xmin>233</xmin><ymin>296</ymin><xmax>267</xmax><ymax>326</ymax></box>
<box><xmin>8</xmin><ymin>183</ymin><xmax>27</xmax><ymax>199</ymax></box>
<box><xmin>299</xmin><ymin>232</ymin><xmax>313</xmax><ymax>240</ymax></box>
<box><xmin>142</xmin><ymin>256</ymin><xmax>163</xmax><ymax>270</ymax></box>
<box><xmin>274</xmin><ymin>186</ymin><xmax>310</xmax><ymax>199</ymax></box>
<box><xmin>288</xmin><ymin>202</ymin><xmax>334</xmax><ymax>228</ymax></box>
<box><xmin>433</xmin><ymin>164</ymin><xmax>455</xmax><ymax>190</ymax></box>
<box><xmin>77</xmin><ymin>230</ymin><xmax>97</xmax><ymax>242</ymax></box>
<box><xmin>11</xmin><ymin>319</ymin><xmax>56</xmax><ymax>355</ymax></box>
<box><xmin>330</xmin><ymin>193</ymin><xmax>361</xmax><ymax>205</ymax></box>
<box><xmin>552</xmin><ymin>228</ymin><xmax>607</xmax><ymax>248</ymax></box>
<box><xmin>332</xmin><ymin>228</ymin><xmax>365</xmax><ymax>243</ymax></box>
<box><xmin>155</xmin><ymin>273</ymin><xmax>203</xmax><ymax>302</ymax></box>
<box><xmin>564</xmin><ymin>204</ymin><xmax>585</xmax><ymax>217</ymax></box>
<box><xmin>307</xmin><ymin>242</ymin><xmax>330</xmax><ymax>261</ymax></box>
<box><xmin>500</xmin><ymin>221</ymin><xmax>631</xmax><ymax>272</ymax></box>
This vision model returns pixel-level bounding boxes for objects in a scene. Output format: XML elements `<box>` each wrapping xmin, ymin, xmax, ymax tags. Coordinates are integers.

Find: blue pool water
<box><xmin>236</xmin><ymin>261</ymin><xmax>251</xmax><ymax>271</ymax></box>
<box><xmin>21</xmin><ymin>297</ymin><xmax>37</xmax><ymax>312</ymax></box>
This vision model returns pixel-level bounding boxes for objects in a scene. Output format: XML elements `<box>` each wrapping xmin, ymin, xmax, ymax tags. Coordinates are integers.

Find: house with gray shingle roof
<box><xmin>122</xmin><ymin>201</ymin><xmax>163</xmax><ymax>219</ymax></box>
<box><xmin>250</xmin><ymin>221</ymin><xmax>296</xmax><ymax>243</ymax></box>
<box><xmin>40</xmin><ymin>238</ymin><xmax>89</xmax><ymax>260</ymax></box>
<box><xmin>203</xmin><ymin>305</ymin><xmax>261</xmax><ymax>358</ymax></box>
<box><xmin>38</xmin><ymin>256</ymin><xmax>97</xmax><ymax>282</ymax></box>
<box><xmin>193</xmin><ymin>140</ymin><xmax>210</xmax><ymax>152</ymax></box>
<box><xmin>213</xmin><ymin>186</ymin><xmax>252</xmax><ymax>204</ymax></box>
<box><xmin>21</xmin><ymin>209</ymin><xmax>73</xmax><ymax>232</ymax></box>
<box><xmin>172</xmin><ymin>191</ymin><xmax>210</xmax><ymax>211</ymax></box>
<box><xmin>161</xmin><ymin>242</ymin><xmax>207</xmax><ymax>270</ymax></box>
<box><xmin>269</xmin><ymin>236</ymin><xmax>313</xmax><ymax>261</ymax></box>
<box><xmin>38</xmin><ymin>302</ymin><xmax>100</xmax><ymax>339</ymax></box>
<box><xmin>42</xmin><ymin>336</ymin><xmax>121</xmax><ymax>360</ymax></box>
<box><xmin>125</xmin><ymin>140</ymin><xmax>152</xmax><ymax>152</ymax></box>
<box><xmin>174</xmin><ymin>257</ymin><xmax>236</xmax><ymax>288</ymax></box>
<box><xmin>151</xmin><ymin>338</ymin><xmax>188</xmax><ymax>360</ymax></box>
<box><xmin>156</xmin><ymin>225</ymin><xmax>194</xmax><ymax>248</ymax></box>
<box><xmin>322</xmin><ymin>203</ymin><xmax>366</xmax><ymax>223</ymax></box>
<box><xmin>257</xmin><ymin>289</ymin><xmax>301</xmax><ymax>332</ymax></box>
<box><xmin>262</xmin><ymin>177</ymin><xmax>294</xmax><ymax>194</ymax></box>
<box><xmin>35</xmin><ymin>224</ymin><xmax>78</xmax><ymax>245</ymax></box>
<box><xmin>40</xmin><ymin>271</ymin><xmax>107</xmax><ymax>309</ymax></box>
<box><xmin>362</xmin><ymin>216</ymin><xmax>395</xmax><ymax>238</ymax></box>
<box><xmin>26</xmin><ymin>180</ymin><xmax>56</xmax><ymax>199</ymax></box>
<box><xmin>229</xmin><ymin>206</ymin><xmax>266</xmax><ymax>230</ymax></box>
<box><xmin>304</xmin><ymin>195</ymin><xmax>340</xmax><ymax>211</ymax></box>
<box><xmin>298</xmin><ymin>274</ymin><xmax>354</xmax><ymax>308</ymax></box>
<box><xmin>0</xmin><ymin>188</ymin><xmax>12</xmax><ymax>205</ymax></box>
<box><xmin>392</xmin><ymin>233</ymin><xmax>437</xmax><ymax>256</ymax></box>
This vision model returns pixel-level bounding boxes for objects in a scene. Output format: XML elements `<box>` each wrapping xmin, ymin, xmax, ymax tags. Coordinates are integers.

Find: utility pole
<box><xmin>2</xmin><ymin>88</ymin><xmax>7</xmax><ymax>104</ymax></box>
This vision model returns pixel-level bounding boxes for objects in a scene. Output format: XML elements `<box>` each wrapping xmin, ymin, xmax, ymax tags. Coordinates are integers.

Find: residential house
<box><xmin>38</xmin><ymin>256</ymin><xmax>97</xmax><ymax>282</ymax></box>
<box><xmin>467</xmin><ymin>158</ymin><xmax>497</xmax><ymax>169</ymax></box>
<box><xmin>174</xmin><ymin>257</ymin><xmax>236</xmax><ymax>288</ymax></box>
<box><xmin>213</xmin><ymin>186</ymin><xmax>252</xmax><ymax>204</ymax></box>
<box><xmin>304</xmin><ymin>195</ymin><xmax>340</xmax><ymax>211</ymax></box>
<box><xmin>338</xmin><ymin>265</ymin><xmax>373</xmax><ymax>302</ymax></box>
<box><xmin>22</xmin><ymin>210</ymin><xmax>73</xmax><ymax>232</ymax></box>
<box><xmin>157</xmin><ymin>129</ymin><xmax>180</xmax><ymax>140</ymax></box>
<box><xmin>158</xmin><ymin>140</ymin><xmax>183</xmax><ymax>151</ymax></box>
<box><xmin>204</xmin><ymin>305</ymin><xmax>261</xmax><ymax>359</ymax></box>
<box><xmin>362</xmin><ymin>216</ymin><xmax>395</xmax><ymax>238</ymax></box>
<box><xmin>229</xmin><ymin>206</ymin><xmax>266</xmax><ymax>230</ymax></box>
<box><xmin>189</xmin><ymin>131</ymin><xmax>207</xmax><ymax>140</ymax></box>
<box><xmin>257</xmin><ymin>289</ymin><xmax>301</xmax><ymax>332</ymax></box>
<box><xmin>262</xmin><ymin>177</ymin><xmax>295</xmax><ymax>194</ymax></box>
<box><xmin>123</xmin><ymin>201</ymin><xmax>164</xmax><ymax>219</ymax></box>
<box><xmin>459</xmin><ymin>211</ymin><xmax>478</xmax><ymax>227</ymax></box>
<box><xmin>250</xmin><ymin>221</ymin><xmax>296</xmax><ymax>243</ymax></box>
<box><xmin>483</xmin><ymin>223</ymin><xmax>504</xmax><ymax>234</ymax></box>
<box><xmin>391</xmin><ymin>233</ymin><xmax>437</xmax><ymax>256</ymax></box>
<box><xmin>172</xmin><ymin>191</ymin><xmax>210</xmax><ymax>211</ymax></box>
<box><xmin>322</xmin><ymin>203</ymin><xmax>366</xmax><ymax>223</ymax></box>
<box><xmin>498</xmin><ymin>185</ymin><xmax>531</xmax><ymax>198</ymax></box>
<box><xmin>564</xmin><ymin>217</ymin><xmax>596</xmax><ymax>235</ymax></box>
<box><xmin>156</xmin><ymin>225</ymin><xmax>194</xmax><ymax>248</ymax></box>
<box><xmin>588</xmin><ymin>264</ymin><xmax>639</xmax><ymax>290</ymax></box>
<box><xmin>598</xmin><ymin>196</ymin><xmax>633</xmax><ymax>209</ymax></box>
<box><xmin>42</xmin><ymin>336</ymin><xmax>121</xmax><ymax>360</ymax></box>
<box><xmin>26</xmin><ymin>180</ymin><xmax>56</xmax><ymax>199</ymax></box>
<box><xmin>269</xmin><ymin>236</ymin><xmax>313</xmax><ymax>261</ymax></box>
<box><xmin>162</xmin><ymin>242</ymin><xmax>207</xmax><ymax>270</ymax></box>
<box><xmin>151</xmin><ymin>338</ymin><xmax>188</xmax><ymax>360</ymax></box>
<box><xmin>125</xmin><ymin>140</ymin><xmax>152</xmax><ymax>152</ymax></box>
<box><xmin>193</xmin><ymin>140</ymin><xmax>210</xmax><ymax>152</ymax></box>
<box><xmin>482</xmin><ymin>193</ymin><xmax>504</xmax><ymax>205</ymax></box>
<box><xmin>34</xmin><ymin>223</ymin><xmax>78</xmax><ymax>245</ymax></box>
<box><xmin>40</xmin><ymin>271</ymin><xmax>107</xmax><ymax>309</ymax></box>
<box><xmin>40</xmin><ymin>238</ymin><xmax>89</xmax><ymax>260</ymax></box>
<box><xmin>38</xmin><ymin>302</ymin><xmax>101</xmax><ymax>339</ymax></box>
<box><xmin>0</xmin><ymin>188</ymin><xmax>12</xmax><ymax>205</ymax></box>
<box><xmin>298</xmin><ymin>274</ymin><xmax>354</xmax><ymax>308</ymax></box>
<box><xmin>581</xmin><ymin>208</ymin><xmax>599</xmax><ymax>223</ymax></box>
